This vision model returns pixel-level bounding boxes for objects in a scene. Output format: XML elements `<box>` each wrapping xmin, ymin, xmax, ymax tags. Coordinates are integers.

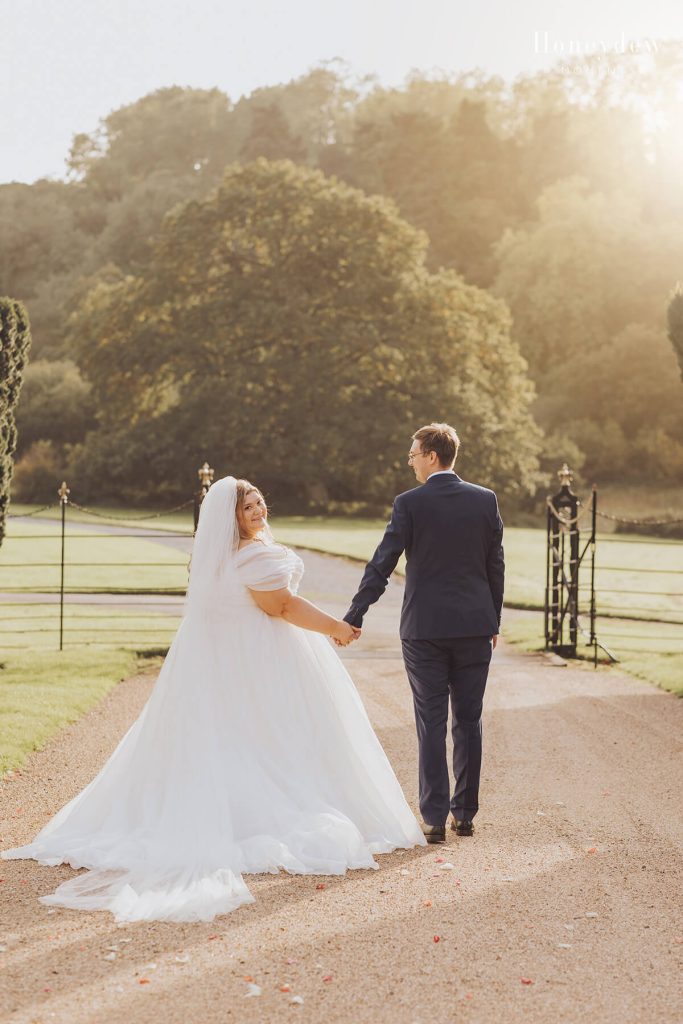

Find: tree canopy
<box><xmin>4</xmin><ymin>50</ymin><xmax>683</xmax><ymax>498</ymax></box>
<box><xmin>66</xmin><ymin>160</ymin><xmax>541</xmax><ymax>504</ymax></box>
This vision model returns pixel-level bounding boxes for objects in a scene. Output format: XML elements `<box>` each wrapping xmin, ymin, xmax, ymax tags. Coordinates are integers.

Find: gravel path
<box><xmin>1</xmin><ymin>550</ymin><xmax>682</xmax><ymax>1024</ymax></box>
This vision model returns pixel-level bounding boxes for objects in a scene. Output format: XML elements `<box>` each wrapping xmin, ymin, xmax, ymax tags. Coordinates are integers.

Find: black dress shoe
<box><xmin>450</xmin><ymin>817</ymin><xmax>474</xmax><ymax>836</ymax></box>
<box><xmin>422</xmin><ymin>823</ymin><xmax>446</xmax><ymax>844</ymax></box>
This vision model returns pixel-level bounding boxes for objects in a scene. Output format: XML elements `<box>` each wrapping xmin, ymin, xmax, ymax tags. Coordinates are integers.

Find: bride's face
<box><xmin>238</xmin><ymin>490</ymin><xmax>268</xmax><ymax>538</ymax></box>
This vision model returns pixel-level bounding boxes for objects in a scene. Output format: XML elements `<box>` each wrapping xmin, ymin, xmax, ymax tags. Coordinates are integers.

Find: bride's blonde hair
<box><xmin>235</xmin><ymin>479</ymin><xmax>269</xmax><ymax>539</ymax></box>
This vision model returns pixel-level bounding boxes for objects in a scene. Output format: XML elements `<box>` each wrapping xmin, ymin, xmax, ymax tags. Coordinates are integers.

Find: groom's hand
<box><xmin>333</xmin><ymin>623</ymin><xmax>362</xmax><ymax>646</ymax></box>
<box><xmin>491</xmin><ymin>634</ymin><xmax>498</xmax><ymax>650</ymax></box>
<box><xmin>332</xmin><ymin>621</ymin><xmax>357</xmax><ymax>646</ymax></box>
<box><xmin>338</xmin><ymin>626</ymin><xmax>362</xmax><ymax>646</ymax></box>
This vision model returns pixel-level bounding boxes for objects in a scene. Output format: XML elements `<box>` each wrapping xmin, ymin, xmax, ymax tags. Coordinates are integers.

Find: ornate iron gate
<box><xmin>545</xmin><ymin>464</ymin><xmax>598</xmax><ymax>664</ymax></box>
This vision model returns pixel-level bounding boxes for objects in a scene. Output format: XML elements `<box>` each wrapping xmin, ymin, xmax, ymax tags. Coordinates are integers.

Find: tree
<box><xmin>233</xmin><ymin>62</ymin><xmax>359</xmax><ymax>166</ymax></box>
<box><xmin>89</xmin><ymin>170</ymin><xmax>206</xmax><ymax>274</ymax></box>
<box><xmin>550</xmin><ymin>323</ymin><xmax>683</xmax><ymax>481</ymax></box>
<box><xmin>10</xmin><ymin>441</ymin><xmax>68</xmax><ymax>504</ymax></box>
<box><xmin>0</xmin><ymin>298</ymin><xmax>32</xmax><ymax>543</ymax></box>
<box><xmin>14</xmin><ymin>359</ymin><xmax>96</xmax><ymax>454</ymax></box>
<box><xmin>66</xmin><ymin>87</ymin><xmax>235</xmax><ymax>200</ymax></box>
<box><xmin>0</xmin><ymin>182</ymin><xmax>88</xmax><ymax>301</ymax></box>
<box><xmin>67</xmin><ymin>160</ymin><xmax>542</xmax><ymax>505</ymax></box>
<box><xmin>240</xmin><ymin>103</ymin><xmax>307</xmax><ymax>164</ymax></box>
<box><xmin>0</xmin><ymin>181</ymin><xmax>97</xmax><ymax>357</ymax></box>
<box><xmin>335</xmin><ymin>94</ymin><xmax>524</xmax><ymax>286</ymax></box>
<box><xmin>492</xmin><ymin>176</ymin><xmax>683</xmax><ymax>481</ymax></box>
<box><xmin>493</xmin><ymin>176</ymin><xmax>659</xmax><ymax>379</ymax></box>
<box><xmin>667</xmin><ymin>284</ymin><xmax>683</xmax><ymax>382</ymax></box>
<box><xmin>7</xmin><ymin>52</ymin><xmax>683</xmax><ymax>499</ymax></box>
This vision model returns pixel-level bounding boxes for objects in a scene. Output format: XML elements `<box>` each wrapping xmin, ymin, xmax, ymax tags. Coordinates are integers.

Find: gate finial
<box><xmin>557</xmin><ymin>463</ymin><xmax>573</xmax><ymax>489</ymax></box>
<box><xmin>197</xmin><ymin>462</ymin><xmax>214</xmax><ymax>489</ymax></box>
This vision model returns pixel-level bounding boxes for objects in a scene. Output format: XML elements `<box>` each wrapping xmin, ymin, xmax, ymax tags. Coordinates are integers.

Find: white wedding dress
<box><xmin>2</xmin><ymin>477</ymin><xmax>425</xmax><ymax>922</ymax></box>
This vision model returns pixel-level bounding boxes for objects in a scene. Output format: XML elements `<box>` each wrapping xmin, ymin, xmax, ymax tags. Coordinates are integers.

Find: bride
<box><xmin>2</xmin><ymin>475</ymin><xmax>425</xmax><ymax>922</ymax></box>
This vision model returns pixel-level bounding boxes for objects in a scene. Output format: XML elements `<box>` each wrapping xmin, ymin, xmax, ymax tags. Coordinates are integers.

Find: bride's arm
<box><xmin>249</xmin><ymin>587</ymin><xmax>357</xmax><ymax>644</ymax></box>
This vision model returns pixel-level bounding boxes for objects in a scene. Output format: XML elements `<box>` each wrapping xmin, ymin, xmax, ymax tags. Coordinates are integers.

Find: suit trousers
<box><xmin>401</xmin><ymin>635</ymin><xmax>493</xmax><ymax>826</ymax></box>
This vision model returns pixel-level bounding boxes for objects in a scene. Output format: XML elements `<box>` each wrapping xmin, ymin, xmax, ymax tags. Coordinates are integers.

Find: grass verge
<box><xmin>0</xmin><ymin>605</ymin><xmax>181</xmax><ymax>651</ymax></box>
<box><xmin>0</xmin><ymin>647</ymin><xmax>147</xmax><ymax>776</ymax></box>
<box><xmin>503</xmin><ymin>609</ymin><xmax>683</xmax><ymax>698</ymax></box>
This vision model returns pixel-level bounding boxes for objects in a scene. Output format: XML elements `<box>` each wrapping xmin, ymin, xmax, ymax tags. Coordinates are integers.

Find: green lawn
<box><xmin>0</xmin><ymin>519</ymin><xmax>190</xmax><ymax>593</ymax></box>
<box><xmin>0</xmin><ymin>647</ymin><xmax>143</xmax><ymax>775</ymax></box>
<box><xmin>503</xmin><ymin>609</ymin><xmax>683</xmax><ymax>698</ymax></box>
<box><xmin>274</xmin><ymin>519</ymin><xmax>683</xmax><ymax>623</ymax></box>
<box><xmin>0</xmin><ymin>604</ymin><xmax>181</xmax><ymax>651</ymax></box>
<box><xmin>275</xmin><ymin>518</ymin><xmax>550</xmax><ymax>608</ymax></box>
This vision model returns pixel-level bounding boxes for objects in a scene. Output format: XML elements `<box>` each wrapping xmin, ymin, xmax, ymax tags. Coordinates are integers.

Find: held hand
<box><xmin>349</xmin><ymin>625</ymin><xmax>362</xmax><ymax>645</ymax></box>
<box><xmin>332</xmin><ymin>622</ymin><xmax>361</xmax><ymax>647</ymax></box>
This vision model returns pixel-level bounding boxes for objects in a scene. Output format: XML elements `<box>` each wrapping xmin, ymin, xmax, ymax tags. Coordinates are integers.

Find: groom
<box><xmin>343</xmin><ymin>422</ymin><xmax>504</xmax><ymax>843</ymax></box>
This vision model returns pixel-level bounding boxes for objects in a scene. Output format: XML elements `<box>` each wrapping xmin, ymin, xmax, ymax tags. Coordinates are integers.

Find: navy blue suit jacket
<box><xmin>344</xmin><ymin>472</ymin><xmax>504</xmax><ymax>640</ymax></box>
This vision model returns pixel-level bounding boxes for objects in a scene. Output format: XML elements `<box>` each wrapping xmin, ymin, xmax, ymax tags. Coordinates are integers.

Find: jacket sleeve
<box><xmin>343</xmin><ymin>496</ymin><xmax>409</xmax><ymax>628</ymax></box>
<box><xmin>486</xmin><ymin>492</ymin><xmax>505</xmax><ymax>630</ymax></box>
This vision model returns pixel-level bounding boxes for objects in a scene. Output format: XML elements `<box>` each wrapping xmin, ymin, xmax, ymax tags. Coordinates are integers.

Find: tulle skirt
<box><xmin>2</xmin><ymin>603</ymin><xmax>425</xmax><ymax>921</ymax></box>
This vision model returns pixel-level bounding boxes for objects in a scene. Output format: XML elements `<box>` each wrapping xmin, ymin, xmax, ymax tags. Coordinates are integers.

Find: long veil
<box><xmin>185</xmin><ymin>475</ymin><xmax>240</xmax><ymax>612</ymax></box>
<box><xmin>185</xmin><ymin>475</ymin><xmax>274</xmax><ymax>614</ymax></box>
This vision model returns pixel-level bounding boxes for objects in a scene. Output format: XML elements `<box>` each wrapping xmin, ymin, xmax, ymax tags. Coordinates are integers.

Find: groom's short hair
<box><xmin>412</xmin><ymin>422</ymin><xmax>460</xmax><ymax>467</ymax></box>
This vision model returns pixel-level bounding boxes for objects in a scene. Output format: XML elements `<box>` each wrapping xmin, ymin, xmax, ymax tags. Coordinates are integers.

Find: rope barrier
<box><xmin>7</xmin><ymin>532</ymin><xmax>191</xmax><ymax>539</ymax></box>
<box><xmin>594</xmin><ymin>509</ymin><xmax>683</xmax><ymax>526</ymax></box>
<box><xmin>546</xmin><ymin>498</ymin><xmax>683</xmax><ymax>527</ymax></box>
<box><xmin>68</xmin><ymin>499</ymin><xmax>194</xmax><ymax>520</ymax></box>
<box><xmin>7</xmin><ymin>503</ymin><xmax>58</xmax><ymax>518</ymax></box>
<box><xmin>0</xmin><ymin>562</ymin><xmax>188</xmax><ymax>568</ymax></box>
<box><xmin>593</xmin><ymin>589</ymin><xmax>683</xmax><ymax>597</ymax></box>
<box><xmin>598</xmin><ymin>632</ymin><xmax>683</xmax><ymax>640</ymax></box>
<box><xmin>546</xmin><ymin>498</ymin><xmax>592</xmax><ymax>526</ymax></box>
<box><xmin>594</xmin><ymin>565</ymin><xmax>683</xmax><ymax>575</ymax></box>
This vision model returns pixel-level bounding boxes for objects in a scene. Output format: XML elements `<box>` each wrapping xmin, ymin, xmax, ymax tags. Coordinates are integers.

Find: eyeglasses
<box><xmin>407</xmin><ymin>449</ymin><xmax>431</xmax><ymax>463</ymax></box>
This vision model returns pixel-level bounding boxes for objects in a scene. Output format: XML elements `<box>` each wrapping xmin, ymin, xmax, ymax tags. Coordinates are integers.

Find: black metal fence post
<box><xmin>193</xmin><ymin>462</ymin><xmax>215</xmax><ymax>533</ymax></box>
<box><xmin>590</xmin><ymin>485</ymin><xmax>597</xmax><ymax>667</ymax></box>
<box><xmin>569</xmin><ymin>492</ymin><xmax>580</xmax><ymax>652</ymax></box>
<box><xmin>550</xmin><ymin>496</ymin><xmax>562</xmax><ymax>647</ymax></box>
<box><xmin>58</xmin><ymin>480</ymin><xmax>70</xmax><ymax>651</ymax></box>
<box><xmin>544</xmin><ymin>500</ymin><xmax>551</xmax><ymax>649</ymax></box>
<box><xmin>546</xmin><ymin>464</ymin><xmax>580</xmax><ymax>657</ymax></box>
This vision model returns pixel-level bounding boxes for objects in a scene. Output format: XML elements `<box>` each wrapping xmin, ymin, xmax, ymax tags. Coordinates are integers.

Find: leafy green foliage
<box><xmin>8</xmin><ymin>440</ymin><xmax>67</xmax><ymax>503</ymax></box>
<box><xmin>0</xmin><ymin>298</ymin><xmax>31</xmax><ymax>542</ymax></box>
<box><xmin>66</xmin><ymin>86</ymin><xmax>235</xmax><ymax>199</ymax></box>
<box><xmin>667</xmin><ymin>284</ymin><xmax>683</xmax><ymax>382</ymax></box>
<box><xmin>14</xmin><ymin>358</ymin><xmax>95</xmax><ymax>453</ymax></box>
<box><xmin>3</xmin><ymin>52</ymin><xmax>683</xmax><ymax>496</ymax></box>
<box><xmin>494</xmin><ymin>180</ymin><xmax>683</xmax><ymax>482</ymax></box>
<box><xmin>67</xmin><ymin>160</ymin><xmax>542</xmax><ymax>504</ymax></box>
<box><xmin>240</xmin><ymin>102</ymin><xmax>307</xmax><ymax>163</ymax></box>
<box><xmin>336</xmin><ymin>97</ymin><xmax>524</xmax><ymax>286</ymax></box>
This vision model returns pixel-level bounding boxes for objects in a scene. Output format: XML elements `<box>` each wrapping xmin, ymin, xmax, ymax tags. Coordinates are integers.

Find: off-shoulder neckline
<box><xmin>234</xmin><ymin>540</ymin><xmax>285</xmax><ymax>559</ymax></box>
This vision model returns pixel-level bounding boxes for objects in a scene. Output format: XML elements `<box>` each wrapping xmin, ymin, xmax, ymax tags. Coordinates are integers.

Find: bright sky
<box><xmin>0</xmin><ymin>0</ymin><xmax>678</xmax><ymax>183</ymax></box>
